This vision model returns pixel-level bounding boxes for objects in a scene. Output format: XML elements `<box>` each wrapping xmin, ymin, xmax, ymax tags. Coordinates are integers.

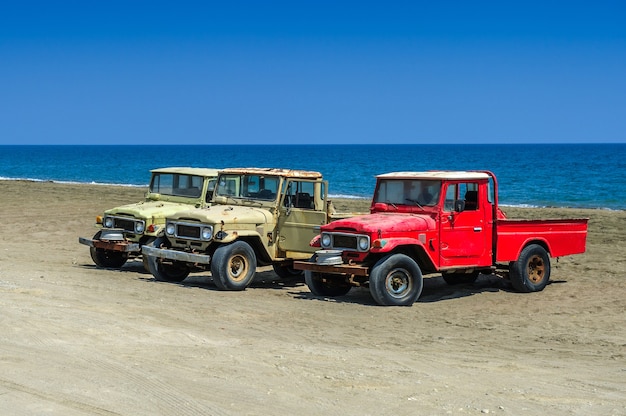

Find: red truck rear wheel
<box><xmin>510</xmin><ymin>244</ymin><xmax>551</xmax><ymax>292</ymax></box>
<box><xmin>369</xmin><ymin>254</ymin><xmax>423</xmax><ymax>306</ymax></box>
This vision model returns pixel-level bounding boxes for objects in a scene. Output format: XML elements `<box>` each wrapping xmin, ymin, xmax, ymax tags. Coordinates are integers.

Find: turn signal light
<box><xmin>96</xmin><ymin>215</ymin><xmax>103</xmax><ymax>224</ymax></box>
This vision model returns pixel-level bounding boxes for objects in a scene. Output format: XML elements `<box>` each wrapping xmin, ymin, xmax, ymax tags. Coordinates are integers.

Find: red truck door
<box><xmin>439</xmin><ymin>181</ymin><xmax>493</xmax><ymax>268</ymax></box>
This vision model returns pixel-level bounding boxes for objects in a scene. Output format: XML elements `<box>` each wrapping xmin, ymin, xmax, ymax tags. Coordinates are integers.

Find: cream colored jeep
<box><xmin>142</xmin><ymin>167</ymin><xmax>354</xmax><ymax>289</ymax></box>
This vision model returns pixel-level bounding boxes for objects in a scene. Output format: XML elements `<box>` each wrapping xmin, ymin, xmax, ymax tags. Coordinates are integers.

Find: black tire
<box><xmin>272</xmin><ymin>263</ymin><xmax>304</xmax><ymax>279</ymax></box>
<box><xmin>509</xmin><ymin>244</ymin><xmax>551</xmax><ymax>293</ymax></box>
<box><xmin>304</xmin><ymin>254</ymin><xmax>351</xmax><ymax>297</ymax></box>
<box><xmin>369</xmin><ymin>254</ymin><xmax>423</xmax><ymax>306</ymax></box>
<box><xmin>89</xmin><ymin>231</ymin><xmax>128</xmax><ymax>268</ymax></box>
<box><xmin>146</xmin><ymin>237</ymin><xmax>190</xmax><ymax>282</ymax></box>
<box><xmin>211</xmin><ymin>241</ymin><xmax>257</xmax><ymax>291</ymax></box>
<box><xmin>442</xmin><ymin>271</ymin><xmax>479</xmax><ymax>285</ymax></box>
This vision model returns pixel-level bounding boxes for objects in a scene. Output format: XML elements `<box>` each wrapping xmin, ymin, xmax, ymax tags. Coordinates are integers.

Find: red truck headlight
<box><xmin>320</xmin><ymin>233</ymin><xmax>332</xmax><ymax>248</ymax></box>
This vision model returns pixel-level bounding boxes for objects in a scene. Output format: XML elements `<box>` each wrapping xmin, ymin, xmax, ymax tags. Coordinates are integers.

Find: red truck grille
<box><xmin>331</xmin><ymin>234</ymin><xmax>358</xmax><ymax>250</ymax></box>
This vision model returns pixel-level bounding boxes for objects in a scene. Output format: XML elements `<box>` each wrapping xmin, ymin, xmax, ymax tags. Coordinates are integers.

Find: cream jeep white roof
<box><xmin>219</xmin><ymin>167</ymin><xmax>323</xmax><ymax>179</ymax></box>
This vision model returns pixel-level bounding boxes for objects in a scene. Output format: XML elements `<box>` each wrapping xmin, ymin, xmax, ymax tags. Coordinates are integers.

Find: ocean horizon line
<box><xmin>1</xmin><ymin>176</ymin><xmax>620</xmax><ymax>211</ymax></box>
<box><xmin>1</xmin><ymin>142</ymin><xmax>625</xmax><ymax>147</ymax></box>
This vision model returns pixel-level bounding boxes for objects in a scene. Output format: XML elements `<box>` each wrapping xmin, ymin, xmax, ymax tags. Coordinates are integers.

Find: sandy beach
<box><xmin>1</xmin><ymin>180</ymin><xmax>625</xmax><ymax>415</ymax></box>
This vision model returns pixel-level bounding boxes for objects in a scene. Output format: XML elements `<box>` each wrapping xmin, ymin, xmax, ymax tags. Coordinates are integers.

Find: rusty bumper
<box><xmin>141</xmin><ymin>245</ymin><xmax>212</xmax><ymax>265</ymax></box>
<box><xmin>293</xmin><ymin>261</ymin><xmax>369</xmax><ymax>276</ymax></box>
<box><xmin>78</xmin><ymin>237</ymin><xmax>141</xmax><ymax>253</ymax></box>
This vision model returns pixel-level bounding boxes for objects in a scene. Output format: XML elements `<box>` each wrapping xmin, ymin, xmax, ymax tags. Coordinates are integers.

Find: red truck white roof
<box><xmin>376</xmin><ymin>171</ymin><xmax>492</xmax><ymax>180</ymax></box>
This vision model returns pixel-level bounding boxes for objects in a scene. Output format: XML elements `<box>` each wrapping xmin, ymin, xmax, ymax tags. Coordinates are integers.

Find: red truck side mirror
<box><xmin>454</xmin><ymin>199</ymin><xmax>466</xmax><ymax>212</ymax></box>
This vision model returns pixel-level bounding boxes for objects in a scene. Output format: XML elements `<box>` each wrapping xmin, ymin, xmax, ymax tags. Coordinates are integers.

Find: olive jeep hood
<box><xmin>322</xmin><ymin>212</ymin><xmax>436</xmax><ymax>234</ymax></box>
<box><xmin>104</xmin><ymin>200</ymin><xmax>202</xmax><ymax>219</ymax></box>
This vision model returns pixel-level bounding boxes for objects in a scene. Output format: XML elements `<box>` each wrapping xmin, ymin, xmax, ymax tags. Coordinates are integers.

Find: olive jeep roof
<box><xmin>376</xmin><ymin>171</ymin><xmax>492</xmax><ymax>180</ymax></box>
<box><xmin>151</xmin><ymin>167</ymin><xmax>220</xmax><ymax>177</ymax></box>
<box><xmin>219</xmin><ymin>167</ymin><xmax>323</xmax><ymax>179</ymax></box>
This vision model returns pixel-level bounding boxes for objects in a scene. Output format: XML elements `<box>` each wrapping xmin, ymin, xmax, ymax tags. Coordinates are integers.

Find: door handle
<box><xmin>474</xmin><ymin>227</ymin><xmax>482</xmax><ymax>232</ymax></box>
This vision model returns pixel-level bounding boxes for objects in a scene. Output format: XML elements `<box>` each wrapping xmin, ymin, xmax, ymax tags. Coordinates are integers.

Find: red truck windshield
<box><xmin>374</xmin><ymin>179</ymin><xmax>442</xmax><ymax>206</ymax></box>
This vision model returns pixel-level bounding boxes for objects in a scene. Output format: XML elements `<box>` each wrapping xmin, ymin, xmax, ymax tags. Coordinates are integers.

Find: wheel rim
<box><xmin>526</xmin><ymin>254</ymin><xmax>545</xmax><ymax>283</ymax></box>
<box><xmin>385</xmin><ymin>267</ymin><xmax>412</xmax><ymax>298</ymax></box>
<box><xmin>228</xmin><ymin>254</ymin><xmax>249</xmax><ymax>282</ymax></box>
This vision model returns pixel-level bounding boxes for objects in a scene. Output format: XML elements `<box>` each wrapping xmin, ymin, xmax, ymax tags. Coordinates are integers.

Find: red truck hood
<box><xmin>322</xmin><ymin>212</ymin><xmax>436</xmax><ymax>234</ymax></box>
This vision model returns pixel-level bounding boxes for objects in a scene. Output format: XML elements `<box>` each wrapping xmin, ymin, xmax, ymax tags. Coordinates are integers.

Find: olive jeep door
<box><xmin>276</xmin><ymin>179</ymin><xmax>328</xmax><ymax>258</ymax></box>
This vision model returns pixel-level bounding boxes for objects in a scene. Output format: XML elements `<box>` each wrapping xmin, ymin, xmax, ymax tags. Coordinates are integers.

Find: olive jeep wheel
<box><xmin>369</xmin><ymin>254</ymin><xmax>423</xmax><ymax>306</ymax></box>
<box><xmin>510</xmin><ymin>244</ymin><xmax>551</xmax><ymax>293</ymax></box>
<box><xmin>442</xmin><ymin>271</ymin><xmax>479</xmax><ymax>285</ymax></box>
<box><xmin>272</xmin><ymin>263</ymin><xmax>304</xmax><ymax>280</ymax></box>
<box><xmin>146</xmin><ymin>238</ymin><xmax>190</xmax><ymax>282</ymax></box>
<box><xmin>89</xmin><ymin>231</ymin><xmax>128</xmax><ymax>268</ymax></box>
<box><xmin>211</xmin><ymin>241</ymin><xmax>257</xmax><ymax>291</ymax></box>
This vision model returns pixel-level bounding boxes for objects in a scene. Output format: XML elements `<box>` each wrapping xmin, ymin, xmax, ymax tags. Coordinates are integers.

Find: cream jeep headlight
<box><xmin>134</xmin><ymin>221</ymin><xmax>145</xmax><ymax>234</ymax></box>
<box><xmin>201</xmin><ymin>226</ymin><xmax>213</xmax><ymax>240</ymax></box>
<box><xmin>358</xmin><ymin>236</ymin><xmax>370</xmax><ymax>251</ymax></box>
<box><xmin>321</xmin><ymin>233</ymin><xmax>332</xmax><ymax>248</ymax></box>
<box><xmin>103</xmin><ymin>217</ymin><xmax>114</xmax><ymax>228</ymax></box>
<box><xmin>166</xmin><ymin>223</ymin><xmax>176</xmax><ymax>236</ymax></box>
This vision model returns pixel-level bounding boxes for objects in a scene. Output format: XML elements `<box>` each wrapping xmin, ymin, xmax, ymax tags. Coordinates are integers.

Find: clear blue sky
<box><xmin>1</xmin><ymin>1</ymin><xmax>625</xmax><ymax>144</ymax></box>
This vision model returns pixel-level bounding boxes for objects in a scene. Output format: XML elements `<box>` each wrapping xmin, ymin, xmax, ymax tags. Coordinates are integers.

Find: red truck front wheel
<box><xmin>369</xmin><ymin>254</ymin><xmax>423</xmax><ymax>306</ymax></box>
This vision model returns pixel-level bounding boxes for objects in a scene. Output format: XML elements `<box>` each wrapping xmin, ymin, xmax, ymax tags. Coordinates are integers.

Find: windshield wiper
<box><xmin>405</xmin><ymin>198</ymin><xmax>425</xmax><ymax>211</ymax></box>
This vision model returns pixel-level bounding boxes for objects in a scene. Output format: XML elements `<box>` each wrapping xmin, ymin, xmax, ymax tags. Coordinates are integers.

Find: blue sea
<box><xmin>1</xmin><ymin>144</ymin><xmax>624</xmax><ymax>210</ymax></box>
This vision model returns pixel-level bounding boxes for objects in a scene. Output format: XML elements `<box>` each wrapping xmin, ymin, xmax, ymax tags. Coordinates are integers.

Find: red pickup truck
<box><xmin>294</xmin><ymin>171</ymin><xmax>588</xmax><ymax>306</ymax></box>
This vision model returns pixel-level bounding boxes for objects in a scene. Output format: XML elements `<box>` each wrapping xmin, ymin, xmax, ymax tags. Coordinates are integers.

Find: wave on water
<box><xmin>0</xmin><ymin>176</ymin><xmax>146</xmax><ymax>188</ymax></box>
<box><xmin>328</xmin><ymin>194</ymin><xmax>368</xmax><ymax>200</ymax></box>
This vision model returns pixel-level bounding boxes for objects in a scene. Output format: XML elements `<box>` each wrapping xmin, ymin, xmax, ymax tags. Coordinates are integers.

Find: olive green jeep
<box><xmin>79</xmin><ymin>167</ymin><xmax>219</xmax><ymax>269</ymax></box>
<box><xmin>142</xmin><ymin>167</ymin><xmax>359</xmax><ymax>289</ymax></box>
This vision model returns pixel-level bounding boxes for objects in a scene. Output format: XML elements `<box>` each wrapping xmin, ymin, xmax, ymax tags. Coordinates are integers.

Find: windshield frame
<box><xmin>215</xmin><ymin>173</ymin><xmax>281</xmax><ymax>202</ymax></box>
<box><xmin>373</xmin><ymin>179</ymin><xmax>442</xmax><ymax>207</ymax></box>
<box><xmin>149</xmin><ymin>173</ymin><xmax>206</xmax><ymax>198</ymax></box>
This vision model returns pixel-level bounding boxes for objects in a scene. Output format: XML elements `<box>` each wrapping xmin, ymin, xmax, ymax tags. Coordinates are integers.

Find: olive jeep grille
<box><xmin>176</xmin><ymin>224</ymin><xmax>201</xmax><ymax>239</ymax></box>
<box><xmin>114</xmin><ymin>218</ymin><xmax>135</xmax><ymax>232</ymax></box>
<box><xmin>331</xmin><ymin>234</ymin><xmax>357</xmax><ymax>250</ymax></box>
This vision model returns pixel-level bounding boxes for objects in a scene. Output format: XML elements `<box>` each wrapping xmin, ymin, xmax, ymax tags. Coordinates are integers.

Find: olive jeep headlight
<box><xmin>358</xmin><ymin>236</ymin><xmax>370</xmax><ymax>251</ymax></box>
<box><xmin>201</xmin><ymin>226</ymin><xmax>213</xmax><ymax>240</ymax></box>
<box><xmin>166</xmin><ymin>223</ymin><xmax>176</xmax><ymax>236</ymax></box>
<box><xmin>134</xmin><ymin>221</ymin><xmax>146</xmax><ymax>234</ymax></box>
<box><xmin>321</xmin><ymin>233</ymin><xmax>332</xmax><ymax>248</ymax></box>
<box><xmin>103</xmin><ymin>216</ymin><xmax>114</xmax><ymax>228</ymax></box>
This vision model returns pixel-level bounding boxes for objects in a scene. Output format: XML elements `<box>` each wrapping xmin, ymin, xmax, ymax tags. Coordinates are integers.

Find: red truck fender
<box><xmin>370</xmin><ymin>237</ymin><xmax>437</xmax><ymax>271</ymax></box>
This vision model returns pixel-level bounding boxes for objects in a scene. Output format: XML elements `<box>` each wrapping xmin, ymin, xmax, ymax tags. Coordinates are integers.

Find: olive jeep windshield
<box><xmin>375</xmin><ymin>179</ymin><xmax>442</xmax><ymax>206</ymax></box>
<box><xmin>149</xmin><ymin>173</ymin><xmax>204</xmax><ymax>198</ymax></box>
<box><xmin>216</xmin><ymin>174</ymin><xmax>279</xmax><ymax>200</ymax></box>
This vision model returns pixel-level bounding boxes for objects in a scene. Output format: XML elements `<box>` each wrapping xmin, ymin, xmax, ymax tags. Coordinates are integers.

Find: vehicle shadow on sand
<box><xmin>291</xmin><ymin>274</ymin><xmax>566</xmax><ymax>306</ymax></box>
<box><xmin>79</xmin><ymin>262</ymin><xmax>564</xmax><ymax>304</ymax></box>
